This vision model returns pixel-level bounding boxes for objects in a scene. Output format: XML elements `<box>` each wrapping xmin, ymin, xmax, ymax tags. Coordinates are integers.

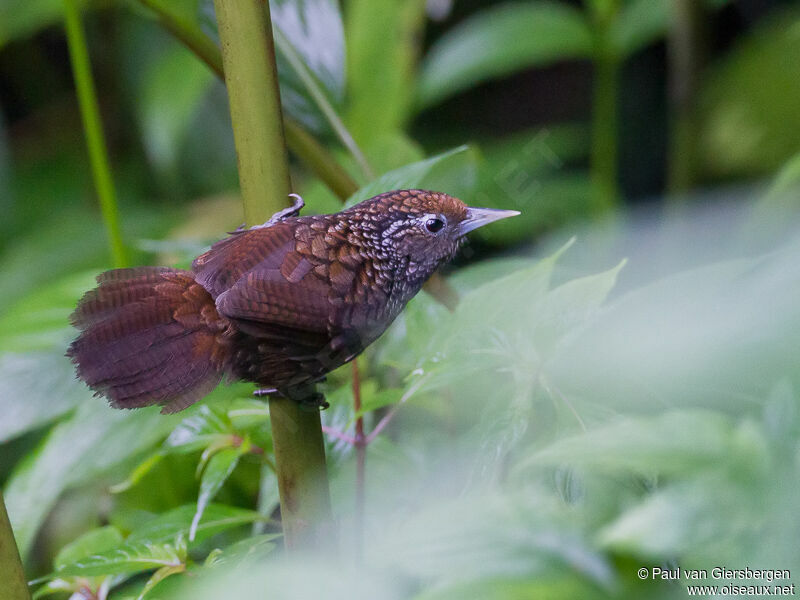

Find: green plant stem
<box><xmin>212</xmin><ymin>0</ymin><xmax>332</xmax><ymax>551</ymax></box>
<box><xmin>63</xmin><ymin>0</ymin><xmax>128</xmax><ymax>268</ymax></box>
<box><xmin>668</xmin><ymin>0</ymin><xmax>706</xmax><ymax>198</ymax></box>
<box><xmin>213</xmin><ymin>0</ymin><xmax>290</xmax><ymax>225</ymax></box>
<box><xmin>0</xmin><ymin>491</ymin><xmax>30</xmax><ymax>600</ymax></box>
<box><xmin>589</xmin><ymin>1</ymin><xmax>621</xmax><ymax>215</ymax></box>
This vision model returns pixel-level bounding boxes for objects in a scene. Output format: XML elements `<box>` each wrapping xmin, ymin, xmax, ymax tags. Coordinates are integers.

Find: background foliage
<box><xmin>1</xmin><ymin>0</ymin><xmax>799</xmax><ymax>598</ymax></box>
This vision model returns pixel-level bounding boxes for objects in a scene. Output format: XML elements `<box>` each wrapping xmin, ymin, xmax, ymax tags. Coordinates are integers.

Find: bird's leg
<box><xmin>256</xmin><ymin>193</ymin><xmax>305</xmax><ymax>228</ymax></box>
<box><xmin>255</xmin><ymin>383</ymin><xmax>329</xmax><ymax>410</ymax></box>
<box><xmin>278</xmin><ymin>384</ymin><xmax>329</xmax><ymax>411</ymax></box>
<box><xmin>298</xmin><ymin>391</ymin><xmax>329</xmax><ymax>411</ymax></box>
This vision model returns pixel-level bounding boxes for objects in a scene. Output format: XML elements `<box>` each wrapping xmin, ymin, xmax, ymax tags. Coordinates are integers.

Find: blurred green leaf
<box><xmin>346</xmin><ymin>0</ymin><xmax>426</xmax><ymax>144</ymax></box>
<box><xmin>413</xmin><ymin>577</ymin><xmax>609</xmax><ymax>600</ymax></box>
<box><xmin>599</xmin><ymin>473</ymin><xmax>761</xmax><ymax>561</ymax></box>
<box><xmin>0</xmin><ymin>205</ymin><xmax>178</xmax><ymax>305</ymax></box>
<box><xmin>469</xmin><ymin>126</ymin><xmax>591</xmax><ymax>244</ymax></box>
<box><xmin>4</xmin><ymin>399</ymin><xmax>179</xmax><ymax>557</ymax></box>
<box><xmin>136</xmin><ymin>45</ymin><xmax>214</xmax><ymax>174</ymax></box>
<box><xmin>55</xmin><ymin>525</ymin><xmax>124</xmax><ymax>569</ymax></box>
<box><xmin>138</xmin><ymin>563</ymin><xmax>187</xmax><ymax>600</ymax></box>
<box><xmin>699</xmin><ymin>7</ymin><xmax>800</xmax><ymax>177</ymax></box>
<box><xmin>345</xmin><ymin>146</ymin><xmax>477</xmax><ymax>207</ymax></box>
<box><xmin>372</xmin><ymin>493</ymin><xmax>614</xmax><ymax>587</ymax></box>
<box><xmin>0</xmin><ymin>0</ymin><xmax>84</xmax><ymax>48</ymax></box>
<box><xmin>205</xmin><ymin>533</ymin><xmax>280</xmax><ymax>567</ymax></box>
<box><xmin>190</xmin><ymin>447</ymin><xmax>243</xmax><ymax>540</ymax></box>
<box><xmin>516</xmin><ymin>410</ymin><xmax>769</xmax><ymax>478</ymax></box>
<box><xmin>0</xmin><ymin>352</ymin><xmax>87</xmax><ymax>443</ymax></box>
<box><xmin>127</xmin><ymin>503</ymin><xmax>262</xmax><ymax>546</ymax></box>
<box><xmin>31</xmin><ymin>578</ymin><xmax>76</xmax><ymax>599</ymax></box>
<box><xmin>416</xmin><ymin>2</ymin><xmax>592</xmax><ymax>110</ymax></box>
<box><xmin>0</xmin><ymin>270</ymin><xmax>95</xmax><ymax>352</ymax></box>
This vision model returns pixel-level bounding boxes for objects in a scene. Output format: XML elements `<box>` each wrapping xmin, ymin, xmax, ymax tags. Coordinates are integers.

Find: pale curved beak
<box><xmin>458</xmin><ymin>207</ymin><xmax>521</xmax><ymax>236</ymax></box>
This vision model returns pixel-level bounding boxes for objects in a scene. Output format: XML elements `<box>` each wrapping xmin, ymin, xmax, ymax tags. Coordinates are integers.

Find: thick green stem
<box><xmin>668</xmin><ymin>0</ymin><xmax>706</xmax><ymax>198</ymax></box>
<box><xmin>212</xmin><ymin>0</ymin><xmax>332</xmax><ymax>551</ymax></box>
<box><xmin>63</xmin><ymin>0</ymin><xmax>128</xmax><ymax>268</ymax></box>
<box><xmin>213</xmin><ymin>0</ymin><xmax>290</xmax><ymax>224</ymax></box>
<box><xmin>588</xmin><ymin>1</ymin><xmax>621</xmax><ymax>215</ymax></box>
<box><xmin>0</xmin><ymin>491</ymin><xmax>30</xmax><ymax>600</ymax></box>
<box><xmin>269</xmin><ymin>400</ymin><xmax>333</xmax><ymax>550</ymax></box>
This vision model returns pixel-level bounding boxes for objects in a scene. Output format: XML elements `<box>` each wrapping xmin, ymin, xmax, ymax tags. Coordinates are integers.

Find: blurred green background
<box><xmin>1</xmin><ymin>0</ymin><xmax>799</xmax><ymax>598</ymax></box>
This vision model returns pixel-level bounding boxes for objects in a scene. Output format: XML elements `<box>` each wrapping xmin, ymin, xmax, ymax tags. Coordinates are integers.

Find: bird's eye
<box><xmin>424</xmin><ymin>216</ymin><xmax>446</xmax><ymax>234</ymax></box>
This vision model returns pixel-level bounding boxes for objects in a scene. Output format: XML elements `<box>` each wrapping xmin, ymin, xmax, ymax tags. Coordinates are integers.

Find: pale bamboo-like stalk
<box><xmin>212</xmin><ymin>0</ymin><xmax>332</xmax><ymax>550</ymax></box>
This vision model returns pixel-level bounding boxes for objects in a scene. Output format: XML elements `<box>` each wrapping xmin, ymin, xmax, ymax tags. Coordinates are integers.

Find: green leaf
<box><xmin>164</xmin><ymin>404</ymin><xmax>234</xmax><ymax>454</ymax></box>
<box><xmin>456</xmin><ymin>237</ymin><xmax>574</xmax><ymax>333</ymax></box>
<box><xmin>109</xmin><ymin>452</ymin><xmax>166</xmax><ymax>494</ymax></box>
<box><xmin>137</xmin><ymin>563</ymin><xmax>186</xmax><ymax>600</ymax></box>
<box><xmin>127</xmin><ymin>504</ymin><xmax>262</xmax><ymax>546</ymax></box>
<box><xmin>136</xmin><ymin>45</ymin><xmax>215</xmax><ymax>174</ymax></box>
<box><xmin>345</xmin><ymin>0</ymin><xmax>426</xmax><ymax>144</ymax></box>
<box><xmin>270</xmin><ymin>0</ymin><xmax>346</xmax><ymax>134</ymax></box>
<box><xmin>0</xmin><ymin>351</ymin><xmax>88</xmax><ymax>443</ymax></box>
<box><xmin>190</xmin><ymin>448</ymin><xmax>243</xmax><ymax>540</ymax></box>
<box><xmin>56</xmin><ymin>539</ymin><xmax>186</xmax><ymax>577</ymax></box>
<box><xmin>0</xmin><ymin>270</ymin><xmax>96</xmax><ymax>352</ymax></box>
<box><xmin>31</xmin><ymin>578</ymin><xmax>75</xmax><ymax>599</ymax></box>
<box><xmin>345</xmin><ymin>146</ymin><xmax>478</xmax><ymax>207</ymax></box>
<box><xmin>415</xmin><ymin>2</ymin><xmax>592</xmax><ymax>110</ymax></box>
<box><xmin>55</xmin><ymin>526</ymin><xmax>125</xmax><ymax>570</ymax></box>
<box><xmin>206</xmin><ymin>534</ymin><xmax>280</xmax><ymax>567</ymax></box>
<box><xmin>4</xmin><ymin>399</ymin><xmax>179</xmax><ymax>557</ymax></box>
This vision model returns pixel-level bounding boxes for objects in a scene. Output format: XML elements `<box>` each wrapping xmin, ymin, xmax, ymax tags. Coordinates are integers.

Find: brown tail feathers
<box><xmin>67</xmin><ymin>267</ymin><xmax>229</xmax><ymax>413</ymax></box>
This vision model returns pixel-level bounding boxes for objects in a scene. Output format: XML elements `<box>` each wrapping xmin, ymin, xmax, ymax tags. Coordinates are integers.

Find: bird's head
<box><xmin>352</xmin><ymin>189</ymin><xmax>520</xmax><ymax>283</ymax></box>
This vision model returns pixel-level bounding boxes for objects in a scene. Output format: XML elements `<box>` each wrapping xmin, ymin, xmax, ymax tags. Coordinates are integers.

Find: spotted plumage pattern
<box><xmin>68</xmin><ymin>189</ymin><xmax>518</xmax><ymax>412</ymax></box>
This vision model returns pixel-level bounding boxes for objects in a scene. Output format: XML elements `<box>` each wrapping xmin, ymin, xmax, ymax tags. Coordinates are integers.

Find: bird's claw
<box><xmin>257</xmin><ymin>193</ymin><xmax>305</xmax><ymax>228</ymax></box>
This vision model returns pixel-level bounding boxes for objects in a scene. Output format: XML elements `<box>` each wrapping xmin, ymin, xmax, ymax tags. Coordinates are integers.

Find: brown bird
<box><xmin>68</xmin><ymin>189</ymin><xmax>519</xmax><ymax>413</ymax></box>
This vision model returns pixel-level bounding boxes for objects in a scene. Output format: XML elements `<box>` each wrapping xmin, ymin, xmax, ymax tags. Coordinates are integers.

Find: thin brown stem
<box><xmin>321</xmin><ymin>426</ymin><xmax>358</xmax><ymax>445</ymax></box>
<box><xmin>352</xmin><ymin>359</ymin><xmax>366</xmax><ymax>561</ymax></box>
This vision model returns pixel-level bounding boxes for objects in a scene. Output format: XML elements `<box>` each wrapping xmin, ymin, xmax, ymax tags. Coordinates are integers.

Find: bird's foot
<box><xmin>257</xmin><ymin>194</ymin><xmax>305</xmax><ymax>228</ymax></box>
<box><xmin>298</xmin><ymin>392</ymin><xmax>330</xmax><ymax>411</ymax></box>
<box><xmin>254</xmin><ymin>385</ymin><xmax>329</xmax><ymax>411</ymax></box>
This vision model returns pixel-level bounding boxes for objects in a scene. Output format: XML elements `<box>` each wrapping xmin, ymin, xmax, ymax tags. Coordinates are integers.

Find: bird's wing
<box><xmin>193</xmin><ymin>219</ymin><xmax>380</xmax><ymax>335</ymax></box>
